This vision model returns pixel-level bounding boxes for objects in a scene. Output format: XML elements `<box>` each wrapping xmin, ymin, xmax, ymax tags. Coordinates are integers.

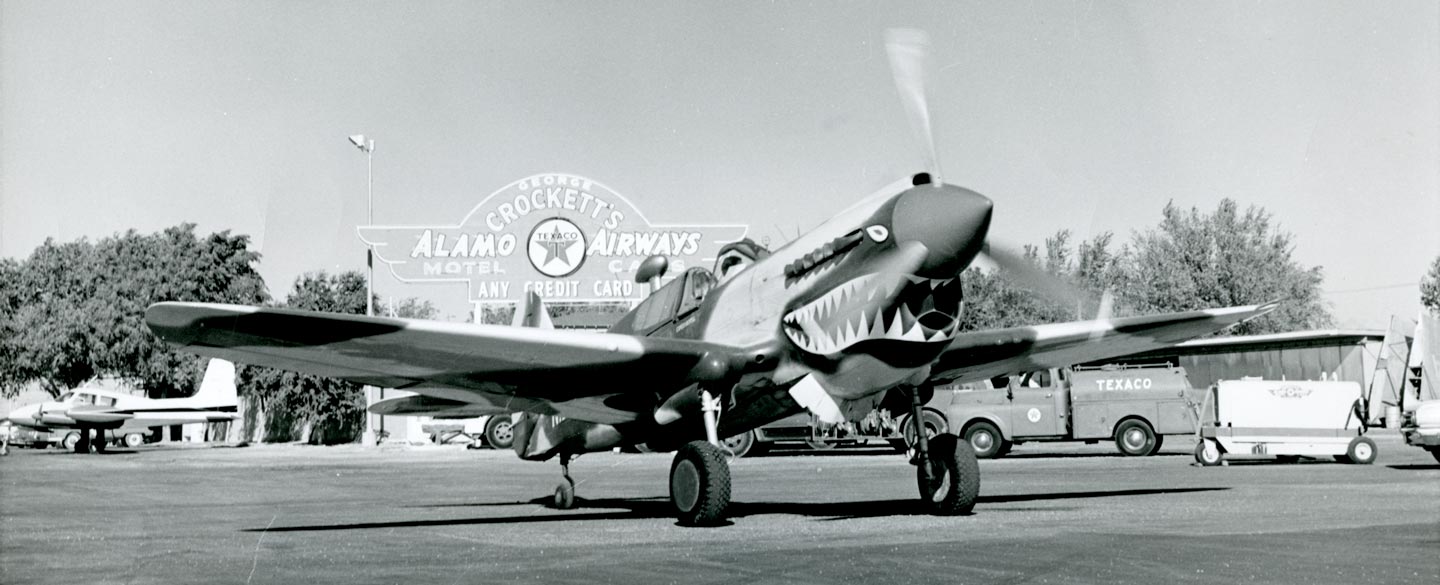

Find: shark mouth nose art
<box><xmin>782</xmin><ymin>273</ymin><xmax>962</xmax><ymax>355</ymax></box>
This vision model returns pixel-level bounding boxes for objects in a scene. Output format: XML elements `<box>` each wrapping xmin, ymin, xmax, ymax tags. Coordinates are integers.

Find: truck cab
<box><xmin>944</xmin><ymin>364</ymin><xmax>1198</xmax><ymax>458</ymax></box>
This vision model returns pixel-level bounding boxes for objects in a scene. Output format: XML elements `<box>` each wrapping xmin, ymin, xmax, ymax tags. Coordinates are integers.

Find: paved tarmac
<box><xmin>2</xmin><ymin>434</ymin><xmax>1437</xmax><ymax>585</ymax></box>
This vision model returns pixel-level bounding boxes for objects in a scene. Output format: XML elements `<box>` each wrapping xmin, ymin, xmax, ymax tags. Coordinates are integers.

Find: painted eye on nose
<box><xmin>865</xmin><ymin>225</ymin><xmax>889</xmax><ymax>242</ymax></box>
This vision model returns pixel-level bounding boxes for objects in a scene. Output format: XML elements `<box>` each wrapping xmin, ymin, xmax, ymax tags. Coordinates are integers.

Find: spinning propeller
<box><xmin>884</xmin><ymin>29</ymin><xmax>1101</xmax><ymax>314</ymax></box>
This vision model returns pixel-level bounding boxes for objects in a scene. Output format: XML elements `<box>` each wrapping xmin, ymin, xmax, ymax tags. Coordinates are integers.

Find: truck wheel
<box><xmin>1344</xmin><ymin>436</ymin><xmax>1376</xmax><ymax>465</ymax></box>
<box><xmin>721</xmin><ymin>431</ymin><xmax>766</xmax><ymax>458</ymax></box>
<box><xmin>900</xmin><ymin>410</ymin><xmax>948</xmax><ymax>452</ymax></box>
<box><xmin>964</xmin><ymin>421</ymin><xmax>1006</xmax><ymax>459</ymax></box>
<box><xmin>483</xmin><ymin>416</ymin><xmax>514</xmax><ymax>450</ymax></box>
<box><xmin>61</xmin><ymin>432</ymin><xmax>80</xmax><ymax>451</ymax></box>
<box><xmin>1114</xmin><ymin>419</ymin><xmax>1158</xmax><ymax>456</ymax></box>
<box><xmin>1194</xmin><ymin>440</ymin><xmax>1224</xmax><ymax>466</ymax></box>
<box><xmin>123</xmin><ymin>433</ymin><xmax>145</xmax><ymax>448</ymax></box>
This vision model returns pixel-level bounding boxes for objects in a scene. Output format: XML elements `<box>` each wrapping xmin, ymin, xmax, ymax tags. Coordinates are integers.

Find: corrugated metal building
<box><xmin>1105</xmin><ymin>330</ymin><xmax>1386</xmax><ymax>389</ymax></box>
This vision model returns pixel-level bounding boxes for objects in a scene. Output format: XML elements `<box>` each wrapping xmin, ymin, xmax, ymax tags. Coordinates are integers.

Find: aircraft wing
<box><xmin>928</xmin><ymin>302</ymin><xmax>1278</xmax><ymax>385</ymax></box>
<box><xmin>146</xmin><ymin>302</ymin><xmax>739</xmax><ymax>424</ymax></box>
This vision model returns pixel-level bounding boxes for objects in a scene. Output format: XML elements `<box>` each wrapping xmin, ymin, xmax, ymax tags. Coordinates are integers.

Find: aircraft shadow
<box><xmin>245</xmin><ymin>486</ymin><xmax>1228</xmax><ymax>532</ymax></box>
<box><xmin>1386</xmin><ymin>463</ymin><xmax>1440</xmax><ymax>471</ymax></box>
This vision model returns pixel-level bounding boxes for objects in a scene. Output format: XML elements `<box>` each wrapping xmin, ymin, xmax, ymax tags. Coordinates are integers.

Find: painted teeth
<box><xmin>782</xmin><ymin>274</ymin><xmax>962</xmax><ymax>355</ymax></box>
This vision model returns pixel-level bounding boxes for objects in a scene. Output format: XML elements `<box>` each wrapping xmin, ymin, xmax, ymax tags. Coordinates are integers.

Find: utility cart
<box><xmin>1194</xmin><ymin>380</ymin><xmax>1375</xmax><ymax>466</ymax></box>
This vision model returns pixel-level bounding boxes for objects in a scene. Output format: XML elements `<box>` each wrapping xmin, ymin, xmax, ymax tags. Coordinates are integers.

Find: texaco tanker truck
<box><xmin>944</xmin><ymin>364</ymin><xmax>1200</xmax><ymax>458</ymax></box>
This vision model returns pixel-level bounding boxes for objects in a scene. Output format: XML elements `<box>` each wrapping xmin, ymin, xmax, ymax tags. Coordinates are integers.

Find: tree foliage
<box><xmin>1114</xmin><ymin>199</ymin><xmax>1330</xmax><ymax>335</ymax></box>
<box><xmin>962</xmin><ymin>199</ymin><xmax>1331</xmax><ymax>337</ymax></box>
<box><xmin>239</xmin><ymin>270</ymin><xmax>439</xmax><ymax>444</ymax></box>
<box><xmin>0</xmin><ymin>225</ymin><xmax>268</xmax><ymax>398</ymax></box>
<box><xmin>1423</xmin><ymin>255</ymin><xmax>1440</xmax><ymax>316</ymax></box>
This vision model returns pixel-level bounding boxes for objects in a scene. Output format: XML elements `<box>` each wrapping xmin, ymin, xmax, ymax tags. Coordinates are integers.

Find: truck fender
<box><xmin>959</xmin><ymin>415</ymin><xmax>1010</xmax><ymax>441</ymax></box>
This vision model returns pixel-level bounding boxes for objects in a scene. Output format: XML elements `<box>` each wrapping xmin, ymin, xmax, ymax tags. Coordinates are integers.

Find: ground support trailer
<box><xmin>1194</xmin><ymin>380</ymin><xmax>1376</xmax><ymax>466</ymax></box>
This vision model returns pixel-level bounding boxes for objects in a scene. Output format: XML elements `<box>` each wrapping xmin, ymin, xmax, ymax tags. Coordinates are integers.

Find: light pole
<box><xmin>348</xmin><ymin>134</ymin><xmax>378</xmax><ymax>446</ymax></box>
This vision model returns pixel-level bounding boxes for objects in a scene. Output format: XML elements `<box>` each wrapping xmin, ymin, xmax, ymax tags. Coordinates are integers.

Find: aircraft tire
<box><xmin>917</xmin><ymin>434</ymin><xmax>979</xmax><ymax>516</ymax></box>
<box><xmin>669</xmin><ymin>441</ymin><xmax>730</xmax><ymax>526</ymax></box>
<box><xmin>963</xmin><ymin>421</ymin><xmax>1006</xmax><ymax>459</ymax></box>
<box><xmin>553</xmin><ymin>477</ymin><xmax>576</xmax><ymax>510</ymax></box>
<box><xmin>124</xmin><ymin>433</ymin><xmax>145</xmax><ymax>448</ymax></box>
<box><xmin>1345</xmin><ymin>436</ymin><xmax>1377</xmax><ymax>465</ymax></box>
<box><xmin>1114</xmin><ymin>419</ymin><xmax>1158</xmax><ymax>456</ymax></box>
<box><xmin>483</xmin><ymin>416</ymin><xmax>514</xmax><ymax>450</ymax></box>
<box><xmin>62</xmin><ymin>432</ymin><xmax>81</xmax><ymax>451</ymax></box>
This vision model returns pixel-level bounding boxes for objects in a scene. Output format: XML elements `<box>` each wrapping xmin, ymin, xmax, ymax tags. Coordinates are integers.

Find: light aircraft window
<box><xmin>97</xmin><ymin>397</ymin><xmax>116</xmax><ymax>407</ymax></box>
<box><xmin>78</xmin><ymin>393</ymin><xmax>95</xmax><ymax>404</ymax></box>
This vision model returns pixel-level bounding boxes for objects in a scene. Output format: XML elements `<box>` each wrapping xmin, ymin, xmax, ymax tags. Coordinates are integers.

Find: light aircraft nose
<box><xmin>891</xmin><ymin>181</ymin><xmax>993</xmax><ymax>277</ymax></box>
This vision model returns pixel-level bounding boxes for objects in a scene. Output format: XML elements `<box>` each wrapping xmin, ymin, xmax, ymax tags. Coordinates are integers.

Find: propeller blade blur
<box><xmin>885</xmin><ymin>28</ymin><xmax>940</xmax><ymax>183</ymax></box>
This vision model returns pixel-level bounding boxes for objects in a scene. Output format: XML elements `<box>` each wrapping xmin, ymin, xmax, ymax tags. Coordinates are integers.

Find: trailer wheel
<box><xmin>1344</xmin><ymin>436</ymin><xmax>1376</xmax><ymax>465</ymax></box>
<box><xmin>963</xmin><ymin>421</ymin><xmax>1006</xmax><ymax>459</ymax></box>
<box><xmin>1115</xmin><ymin>419</ymin><xmax>1159</xmax><ymax>456</ymax></box>
<box><xmin>483</xmin><ymin>416</ymin><xmax>514</xmax><ymax>450</ymax></box>
<box><xmin>1195</xmin><ymin>440</ymin><xmax>1224</xmax><ymax>466</ymax></box>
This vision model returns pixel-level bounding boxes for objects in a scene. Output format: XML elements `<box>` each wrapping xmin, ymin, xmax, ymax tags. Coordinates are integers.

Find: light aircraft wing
<box><xmin>146</xmin><ymin>302</ymin><xmax>738</xmax><ymax>424</ymax></box>
<box><xmin>928</xmin><ymin>302</ymin><xmax>1278</xmax><ymax>385</ymax></box>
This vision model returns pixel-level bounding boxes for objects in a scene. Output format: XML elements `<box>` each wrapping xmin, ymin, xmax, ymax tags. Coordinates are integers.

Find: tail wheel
<box><xmin>483</xmin><ymin>416</ymin><xmax>514</xmax><ymax>450</ymax></box>
<box><xmin>1344</xmin><ymin>436</ymin><xmax>1377</xmax><ymax>465</ymax></box>
<box><xmin>669</xmin><ymin>441</ymin><xmax>731</xmax><ymax>526</ymax></box>
<box><xmin>553</xmin><ymin>477</ymin><xmax>576</xmax><ymax>510</ymax></box>
<box><xmin>917</xmin><ymin>434</ymin><xmax>980</xmax><ymax>515</ymax></box>
<box><xmin>963</xmin><ymin>421</ymin><xmax>1007</xmax><ymax>459</ymax></box>
<box><xmin>1114</xmin><ymin>419</ymin><xmax>1159</xmax><ymax>456</ymax></box>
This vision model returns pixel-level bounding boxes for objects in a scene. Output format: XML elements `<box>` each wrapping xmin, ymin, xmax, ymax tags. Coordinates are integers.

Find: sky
<box><xmin>3</xmin><ymin>1</ymin><xmax>1437</xmax><ymax>328</ymax></box>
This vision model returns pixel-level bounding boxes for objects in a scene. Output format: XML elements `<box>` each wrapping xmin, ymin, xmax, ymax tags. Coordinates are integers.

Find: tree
<box><xmin>238</xmin><ymin>270</ymin><xmax>440</xmax><ymax>444</ymax></box>
<box><xmin>0</xmin><ymin>225</ymin><xmax>268</xmax><ymax>399</ymax></box>
<box><xmin>1113</xmin><ymin>199</ymin><xmax>1331</xmax><ymax>335</ymax></box>
<box><xmin>1423</xmin><ymin>255</ymin><xmax>1440</xmax><ymax>316</ymax></box>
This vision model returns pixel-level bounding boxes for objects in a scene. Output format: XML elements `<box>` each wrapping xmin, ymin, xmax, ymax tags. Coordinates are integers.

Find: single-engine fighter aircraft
<box><xmin>143</xmin><ymin>30</ymin><xmax>1276</xmax><ymax>525</ymax></box>
<box><xmin>5</xmin><ymin>359</ymin><xmax>239</xmax><ymax>453</ymax></box>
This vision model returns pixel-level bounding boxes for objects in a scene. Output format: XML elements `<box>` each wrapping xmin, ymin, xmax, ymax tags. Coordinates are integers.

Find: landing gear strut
<box><xmin>668</xmin><ymin>389</ymin><xmax>731</xmax><ymax>526</ymax></box>
<box><xmin>908</xmin><ymin>386</ymin><xmax>979</xmax><ymax>515</ymax></box>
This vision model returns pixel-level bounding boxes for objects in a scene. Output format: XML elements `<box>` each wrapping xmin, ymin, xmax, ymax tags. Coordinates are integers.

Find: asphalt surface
<box><xmin>2</xmin><ymin>434</ymin><xmax>1437</xmax><ymax>585</ymax></box>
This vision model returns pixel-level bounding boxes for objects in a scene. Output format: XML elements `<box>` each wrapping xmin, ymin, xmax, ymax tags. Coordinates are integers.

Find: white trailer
<box><xmin>1194</xmin><ymin>380</ymin><xmax>1376</xmax><ymax>465</ymax></box>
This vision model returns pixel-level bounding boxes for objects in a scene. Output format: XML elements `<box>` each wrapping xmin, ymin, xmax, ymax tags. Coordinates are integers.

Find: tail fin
<box><xmin>510</xmin><ymin>291</ymin><xmax>554</xmax><ymax>329</ymax></box>
<box><xmin>190</xmin><ymin>359</ymin><xmax>238</xmax><ymax>407</ymax></box>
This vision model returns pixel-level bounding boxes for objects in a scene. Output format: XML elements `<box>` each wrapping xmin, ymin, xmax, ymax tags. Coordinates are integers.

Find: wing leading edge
<box><xmin>928</xmin><ymin>302</ymin><xmax>1279</xmax><ymax>385</ymax></box>
<box><xmin>145</xmin><ymin>302</ymin><xmax>741</xmax><ymax>423</ymax></box>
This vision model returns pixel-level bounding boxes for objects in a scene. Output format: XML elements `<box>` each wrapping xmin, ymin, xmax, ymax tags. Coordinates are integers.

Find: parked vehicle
<box><xmin>945</xmin><ymin>364</ymin><xmax>1201</xmax><ymax>458</ymax></box>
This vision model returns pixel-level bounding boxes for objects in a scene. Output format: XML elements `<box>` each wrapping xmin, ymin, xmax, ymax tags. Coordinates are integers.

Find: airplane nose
<box><xmin>890</xmin><ymin>183</ymin><xmax>993</xmax><ymax>277</ymax></box>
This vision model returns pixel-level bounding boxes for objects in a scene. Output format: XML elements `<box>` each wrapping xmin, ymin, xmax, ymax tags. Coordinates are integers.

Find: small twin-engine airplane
<box><xmin>5</xmin><ymin>359</ymin><xmax>239</xmax><ymax>453</ymax></box>
<box><xmin>143</xmin><ymin>31</ymin><xmax>1275</xmax><ymax>525</ymax></box>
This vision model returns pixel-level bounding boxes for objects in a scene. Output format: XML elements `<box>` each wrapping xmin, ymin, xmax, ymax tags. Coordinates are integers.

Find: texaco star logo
<box><xmin>527</xmin><ymin>218</ymin><xmax>586</xmax><ymax>277</ymax></box>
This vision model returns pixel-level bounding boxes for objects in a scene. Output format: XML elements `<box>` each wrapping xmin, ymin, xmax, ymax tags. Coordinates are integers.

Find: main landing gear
<box><xmin>549</xmin><ymin>389</ymin><xmax>734</xmax><ymax>526</ymax></box>
<box><xmin>907</xmin><ymin>386</ymin><xmax>979</xmax><ymax>515</ymax></box>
